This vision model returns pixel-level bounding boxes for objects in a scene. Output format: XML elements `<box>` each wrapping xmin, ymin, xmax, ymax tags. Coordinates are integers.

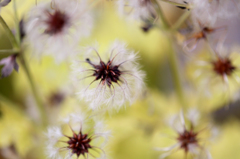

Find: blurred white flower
<box><xmin>155</xmin><ymin>109</ymin><xmax>214</xmax><ymax>159</ymax></box>
<box><xmin>190</xmin><ymin>47</ymin><xmax>240</xmax><ymax>98</ymax></box>
<box><xmin>182</xmin><ymin>24</ymin><xmax>226</xmax><ymax>52</ymax></box>
<box><xmin>71</xmin><ymin>40</ymin><xmax>145</xmax><ymax>111</ymax></box>
<box><xmin>116</xmin><ymin>0</ymin><xmax>157</xmax><ymax>21</ymax></box>
<box><xmin>172</xmin><ymin>0</ymin><xmax>239</xmax><ymax>26</ymax></box>
<box><xmin>45</xmin><ymin>112</ymin><xmax>110</xmax><ymax>159</ymax></box>
<box><xmin>25</xmin><ymin>0</ymin><xmax>93</xmax><ymax>63</ymax></box>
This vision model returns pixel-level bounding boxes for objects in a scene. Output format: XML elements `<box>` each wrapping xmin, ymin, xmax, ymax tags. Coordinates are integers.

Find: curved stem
<box><xmin>0</xmin><ymin>16</ymin><xmax>18</xmax><ymax>49</ymax></box>
<box><xmin>19</xmin><ymin>53</ymin><xmax>47</xmax><ymax>127</ymax></box>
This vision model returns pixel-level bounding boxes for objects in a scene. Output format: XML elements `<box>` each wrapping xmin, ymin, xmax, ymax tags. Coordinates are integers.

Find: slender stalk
<box><xmin>154</xmin><ymin>0</ymin><xmax>187</xmax><ymax>108</ymax></box>
<box><xmin>19</xmin><ymin>53</ymin><xmax>47</xmax><ymax>126</ymax></box>
<box><xmin>0</xmin><ymin>16</ymin><xmax>18</xmax><ymax>49</ymax></box>
<box><xmin>0</xmin><ymin>49</ymin><xmax>20</xmax><ymax>56</ymax></box>
<box><xmin>153</xmin><ymin>0</ymin><xmax>170</xmax><ymax>29</ymax></box>
<box><xmin>168</xmin><ymin>39</ymin><xmax>187</xmax><ymax>109</ymax></box>
<box><xmin>13</xmin><ymin>0</ymin><xmax>20</xmax><ymax>45</ymax></box>
<box><xmin>171</xmin><ymin>11</ymin><xmax>191</xmax><ymax>31</ymax></box>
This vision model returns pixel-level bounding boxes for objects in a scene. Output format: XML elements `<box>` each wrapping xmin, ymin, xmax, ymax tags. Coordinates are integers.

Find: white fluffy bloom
<box><xmin>45</xmin><ymin>112</ymin><xmax>110</xmax><ymax>159</ymax></box>
<box><xmin>155</xmin><ymin>109</ymin><xmax>214</xmax><ymax>159</ymax></box>
<box><xmin>173</xmin><ymin>0</ymin><xmax>239</xmax><ymax>26</ymax></box>
<box><xmin>190</xmin><ymin>46</ymin><xmax>240</xmax><ymax>99</ymax></box>
<box><xmin>25</xmin><ymin>0</ymin><xmax>93</xmax><ymax>63</ymax></box>
<box><xmin>116</xmin><ymin>0</ymin><xmax>157</xmax><ymax>21</ymax></box>
<box><xmin>71</xmin><ymin>41</ymin><xmax>145</xmax><ymax>111</ymax></box>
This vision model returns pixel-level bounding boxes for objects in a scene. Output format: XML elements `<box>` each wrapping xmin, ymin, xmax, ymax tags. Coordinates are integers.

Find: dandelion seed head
<box><xmin>45</xmin><ymin>113</ymin><xmax>110</xmax><ymax>159</ymax></box>
<box><xmin>44</xmin><ymin>10</ymin><xmax>69</xmax><ymax>35</ymax></box>
<box><xmin>71</xmin><ymin>40</ymin><xmax>145</xmax><ymax>111</ymax></box>
<box><xmin>25</xmin><ymin>0</ymin><xmax>93</xmax><ymax>63</ymax></box>
<box><xmin>157</xmin><ymin>109</ymin><xmax>213</xmax><ymax>158</ymax></box>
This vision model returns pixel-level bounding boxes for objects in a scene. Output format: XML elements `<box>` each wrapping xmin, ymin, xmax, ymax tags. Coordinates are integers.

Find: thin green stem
<box><xmin>168</xmin><ymin>39</ymin><xmax>187</xmax><ymax>109</ymax></box>
<box><xmin>0</xmin><ymin>16</ymin><xmax>19</xmax><ymax>49</ymax></box>
<box><xmin>153</xmin><ymin>0</ymin><xmax>170</xmax><ymax>29</ymax></box>
<box><xmin>13</xmin><ymin>0</ymin><xmax>20</xmax><ymax>45</ymax></box>
<box><xmin>19</xmin><ymin>53</ymin><xmax>47</xmax><ymax>127</ymax></box>
<box><xmin>154</xmin><ymin>0</ymin><xmax>187</xmax><ymax>108</ymax></box>
<box><xmin>0</xmin><ymin>49</ymin><xmax>20</xmax><ymax>56</ymax></box>
<box><xmin>171</xmin><ymin>11</ymin><xmax>191</xmax><ymax>31</ymax></box>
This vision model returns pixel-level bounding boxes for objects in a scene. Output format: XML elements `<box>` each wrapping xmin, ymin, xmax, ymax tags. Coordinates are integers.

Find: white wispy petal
<box><xmin>71</xmin><ymin>40</ymin><xmax>145</xmax><ymax>111</ymax></box>
<box><xmin>25</xmin><ymin>0</ymin><xmax>93</xmax><ymax>63</ymax></box>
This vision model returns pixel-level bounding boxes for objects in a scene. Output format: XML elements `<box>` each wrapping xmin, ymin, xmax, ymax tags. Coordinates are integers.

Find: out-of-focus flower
<box><xmin>71</xmin><ymin>40</ymin><xmax>145</xmax><ymax>111</ymax></box>
<box><xmin>0</xmin><ymin>54</ymin><xmax>19</xmax><ymax>78</ymax></box>
<box><xmin>188</xmin><ymin>47</ymin><xmax>240</xmax><ymax>99</ymax></box>
<box><xmin>155</xmin><ymin>109</ymin><xmax>214</xmax><ymax>159</ymax></box>
<box><xmin>182</xmin><ymin>24</ymin><xmax>226</xmax><ymax>52</ymax></box>
<box><xmin>116</xmin><ymin>0</ymin><xmax>157</xmax><ymax>22</ymax></box>
<box><xmin>170</xmin><ymin>0</ymin><xmax>239</xmax><ymax>25</ymax></box>
<box><xmin>45</xmin><ymin>113</ymin><xmax>110</xmax><ymax>159</ymax></box>
<box><xmin>25</xmin><ymin>0</ymin><xmax>93</xmax><ymax>63</ymax></box>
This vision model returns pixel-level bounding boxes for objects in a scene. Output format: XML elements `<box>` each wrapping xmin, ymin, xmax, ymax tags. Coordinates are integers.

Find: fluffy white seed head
<box><xmin>71</xmin><ymin>40</ymin><xmax>145</xmax><ymax>111</ymax></box>
<box><xmin>158</xmin><ymin>109</ymin><xmax>214</xmax><ymax>159</ymax></box>
<box><xmin>45</xmin><ymin>112</ymin><xmax>110</xmax><ymax>159</ymax></box>
<box><xmin>25</xmin><ymin>0</ymin><xmax>93</xmax><ymax>63</ymax></box>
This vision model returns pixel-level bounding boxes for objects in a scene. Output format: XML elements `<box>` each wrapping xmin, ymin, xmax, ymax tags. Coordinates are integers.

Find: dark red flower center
<box><xmin>67</xmin><ymin>131</ymin><xmax>92</xmax><ymax>157</ymax></box>
<box><xmin>45</xmin><ymin>10</ymin><xmax>68</xmax><ymax>35</ymax></box>
<box><xmin>212</xmin><ymin>58</ymin><xmax>236</xmax><ymax>76</ymax></box>
<box><xmin>177</xmin><ymin>129</ymin><xmax>198</xmax><ymax>153</ymax></box>
<box><xmin>86</xmin><ymin>58</ymin><xmax>122</xmax><ymax>87</ymax></box>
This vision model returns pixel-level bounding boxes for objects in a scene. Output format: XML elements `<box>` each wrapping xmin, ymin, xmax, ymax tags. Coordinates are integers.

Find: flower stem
<box><xmin>154</xmin><ymin>1</ymin><xmax>187</xmax><ymax>108</ymax></box>
<box><xmin>171</xmin><ymin>11</ymin><xmax>191</xmax><ymax>31</ymax></box>
<box><xmin>0</xmin><ymin>16</ymin><xmax>18</xmax><ymax>49</ymax></box>
<box><xmin>19</xmin><ymin>53</ymin><xmax>47</xmax><ymax>127</ymax></box>
<box><xmin>153</xmin><ymin>0</ymin><xmax>170</xmax><ymax>29</ymax></box>
<box><xmin>0</xmin><ymin>49</ymin><xmax>20</xmax><ymax>56</ymax></box>
<box><xmin>13</xmin><ymin>0</ymin><xmax>20</xmax><ymax>45</ymax></box>
<box><xmin>168</xmin><ymin>39</ymin><xmax>187</xmax><ymax>109</ymax></box>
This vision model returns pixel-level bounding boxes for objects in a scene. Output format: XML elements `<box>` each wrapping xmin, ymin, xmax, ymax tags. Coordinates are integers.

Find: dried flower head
<box><xmin>189</xmin><ymin>47</ymin><xmax>240</xmax><ymax>99</ymax></box>
<box><xmin>155</xmin><ymin>109</ymin><xmax>214</xmax><ymax>159</ymax></box>
<box><xmin>71</xmin><ymin>41</ymin><xmax>145</xmax><ymax>111</ymax></box>
<box><xmin>170</xmin><ymin>0</ymin><xmax>239</xmax><ymax>26</ymax></box>
<box><xmin>25</xmin><ymin>0</ymin><xmax>93</xmax><ymax>63</ymax></box>
<box><xmin>46</xmin><ymin>113</ymin><xmax>110</xmax><ymax>159</ymax></box>
<box><xmin>183</xmin><ymin>22</ymin><xmax>226</xmax><ymax>52</ymax></box>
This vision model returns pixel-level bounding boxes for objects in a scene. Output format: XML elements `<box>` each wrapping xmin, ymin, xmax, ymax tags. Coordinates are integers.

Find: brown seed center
<box><xmin>45</xmin><ymin>10</ymin><xmax>68</xmax><ymax>35</ymax></box>
<box><xmin>67</xmin><ymin>131</ymin><xmax>92</xmax><ymax>157</ymax></box>
<box><xmin>178</xmin><ymin>129</ymin><xmax>198</xmax><ymax>153</ymax></box>
<box><xmin>212</xmin><ymin>58</ymin><xmax>235</xmax><ymax>76</ymax></box>
<box><xmin>86</xmin><ymin>58</ymin><xmax>122</xmax><ymax>87</ymax></box>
